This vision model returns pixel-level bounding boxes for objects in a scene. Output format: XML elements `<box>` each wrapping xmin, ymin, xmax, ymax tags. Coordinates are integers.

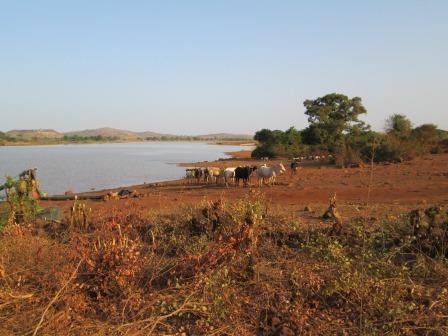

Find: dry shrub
<box><xmin>75</xmin><ymin>226</ymin><xmax>145</xmax><ymax>320</ymax></box>
<box><xmin>334</xmin><ymin>144</ymin><xmax>364</xmax><ymax>168</ymax></box>
<box><xmin>1</xmin><ymin>199</ymin><xmax>448</xmax><ymax>335</ymax></box>
<box><xmin>0</xmin><ymin>224</ymin><xmax>78</xmax><ymax>334</ymax></box>
<box><xmin>379</xmin><ymin>206</ymin><xmax>448</xmax><ymax>259</ymax></box>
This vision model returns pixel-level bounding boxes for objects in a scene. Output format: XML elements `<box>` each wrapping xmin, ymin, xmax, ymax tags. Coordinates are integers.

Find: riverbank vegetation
<box><xmin>0</xmin><ymin>129</ymin><xmax>254</xmax><ymax>146</ymax></box>
<box><xmin>252</xmin><ymin>93</ymin><xmax>448</xmax><ymax>165</ymax></box>
<box><xmin>1</xmin><ymin>196</ymin><xmax>447</xmax><ymax>335</ymax></box>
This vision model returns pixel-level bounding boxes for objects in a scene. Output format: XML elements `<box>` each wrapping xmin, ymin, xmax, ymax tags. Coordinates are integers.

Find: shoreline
<box><xmin>34</xmin><ymin>149</ymin><xmax>255</xmax><ymax>198</ymax></box>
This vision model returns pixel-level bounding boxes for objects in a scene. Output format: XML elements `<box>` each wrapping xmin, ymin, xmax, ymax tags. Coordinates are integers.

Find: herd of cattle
<box><xmin>184</xmin><ymin>155</ymin><xmax>333</xmax><ymax>187</ymax></box>
<box><xmin>185</xmin><ymin>163</ymin><xmax>287</xmax><ymax>187</ymax></box>
<box><xmin>292</xmin><ymin>154</ymin><xmax>332</xmax><ymax>162</ymax></box>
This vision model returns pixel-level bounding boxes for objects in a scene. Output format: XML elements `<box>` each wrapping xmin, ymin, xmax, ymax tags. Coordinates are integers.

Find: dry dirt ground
<box><xmin>3</xmin><ymin>152</ymin><xmax>448</xmax><ymax>335</ymax></box>
<box><xmin>40</xmin><ymin>152</ymin><xmax>448</xmax><ymax>221</ymax></box>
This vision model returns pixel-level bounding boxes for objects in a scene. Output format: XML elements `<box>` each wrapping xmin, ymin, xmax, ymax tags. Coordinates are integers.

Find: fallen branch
<box><xmin>116</xmin><ymin>293</ymin><xmax>201</xmax><ymax>334</ymax></box>
<box><xmin>32</xmin><ymin>259</ymin><xmax>83</xmax><ymax>336</ymax></box>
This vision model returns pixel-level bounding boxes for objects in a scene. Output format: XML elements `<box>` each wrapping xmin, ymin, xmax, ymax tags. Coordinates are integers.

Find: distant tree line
<box><xmin>145</xmin><ymin>136</ymin><xmax>202</xmax><ymax>141</ymax></box>
<box><xmin>0</xmin><ymin>132</ymin><xmax>254</xmax><ymax>145</ymax></box>
<box><xmin>252</xmin><ymin>93</ymin><xmax>447</xmax><ymax>165</ymax></box>
<box><xmin>144</xmin><ymin>135</ymin><xmax>252</xmax><ymax>142</ymax></box>
<box><xmin>62</xmin><ymin>135</ymin><xmax>120</xmax><ymax>142</ymax></box>
<box><xmin>1</xmin><ymin>134</ymin><xmax>121</xmax><ymax>145</ymax></box>
<box><xmin>0</xmin><ymin>131</ymin><xmax>22</xmax><ymax>144</ymax></box>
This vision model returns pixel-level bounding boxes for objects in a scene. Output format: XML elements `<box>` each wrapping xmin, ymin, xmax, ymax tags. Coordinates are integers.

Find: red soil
<box><xmin>41</xmin><ymin>152</ymin><xmax>448</xmax><ymax>217</ymax></box>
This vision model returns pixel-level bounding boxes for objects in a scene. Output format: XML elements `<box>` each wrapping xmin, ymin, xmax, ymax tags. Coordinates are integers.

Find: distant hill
<box><xmin>64</xmin><ymin>127</ymin><xmax>143</xmax><ymax>140</ymax></box>
<box><xmin>136</xmin><ymin>131</ymin><xmax>175</xmax><ymax>138</ymax></box>
<box><xmin>3</xmin><ymin>128</ymin><xmax>253</xmax><ymax>142</ymax></box>
<box><xmin>6</xmin><ymin>129</ymin><xmax>63</xmax><ymax>139</ymax></box>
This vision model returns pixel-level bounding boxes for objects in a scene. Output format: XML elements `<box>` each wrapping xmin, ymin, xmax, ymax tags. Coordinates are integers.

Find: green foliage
<box><xmin>252</xmin><ymin>92</ymin><xmax>372</xmax><ymax>160</ymax></box>
<box><xmin>251</xmin><ymin>144</ymin><xmax>277</xmax><ymax>158</ymax></box>
<box><xmin>300</xmin><ymin>93</ymin><xmax>371</xmax><ymax>165</ymax></box>
<box><xmin>375</xmin><ymin>117</ymin><xmax>442</xmax><ymax>162</ymax></box>
<box><xmin>412</xmin><ymin>123</ymin><xmax>440</xmax><ymax>152</ymax></box>
<box><xmin>252</xmin><ymin>127</ymin><xmax>302</xmax><ymax>158</ymax></box>
<box><xmin>437</xmin><ymin>129</ymin><xmax>448</xmax><ymax>139</ymax></box>
<box><xmin>379</xmin><ymin>114</ymin><xmax>414</xmax><ymax>162</ymax></box>
<box><xmin>4</xmin><ymin>176</ymin><xmax>15</xmax><ymax>189</ymax></box>
<box><xmin>330</xmin><ymin>128</ymin><xmax>380</xmax><ymax>166</ymax></box>
<box><xmin>63</xmin><ymin>134</ymin><xmax>119</xmax><ymax>142</ymax></box>
<box><xmin>300</xmin><ymin>124</ymin><xmax>322</xmax><ymax>146</ymax></box>
<box><xmin>297</xmin><ymin>210</ymin><xmax>448</xmax><ymax>334</ymax></box>
<box><xmin>374</xmin><ymin>135</ymin><xmax>412</xmax><ymax>162</ymax></box>
<box><xmin>2</xmin><ymin>175</ymin><xmax>39</xmax><ymax>225</ymax></box>
<box><xmin>252</xmin><ymin>91</ymin><xmax>442</xmax><ymax>163</ymax></box>
<box><xmin>254</xmin><ymin>128</ymin><xmax>275</xmax><ymax>143</ymax></box>
<box><xmin>0</xmin><ymin>202</ymin><xmax>8</xmax><ymax>231</ymax></box>
<box><xmin>333</xmin><ymin>142</ymin><xmax>364</xmax><ymax>167</ymax></box>
<box><xmin>204</xmin><ymin>265</ymin><xmax>235</xmax><ymax>322</ymax></box>
<box><xmin>385</xmin><ymin>114</ymin><xmax>412</xmax><ymax>138</ymax></box>
<box><xmin>303</xmin><ymin>93</ymin><xmax>368</xmax><ymax>152</ymax></box>
<box><xmin>379</xmin><ymin>207</ymin><xmax>448</xmax><ymax>259</ymax></box>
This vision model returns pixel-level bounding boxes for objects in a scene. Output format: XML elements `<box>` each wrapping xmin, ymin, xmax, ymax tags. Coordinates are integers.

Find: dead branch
<box><xmin>32</xmin><ymin>259</ymin><xmax>83</xmax><ymax>336</ymax></box>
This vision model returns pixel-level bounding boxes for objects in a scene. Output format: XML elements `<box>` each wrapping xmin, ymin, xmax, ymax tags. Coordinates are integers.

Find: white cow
<box><xmin>219</xmin><ymin>167</ymin><xmax>236</xmax><ymax>187</ymax></box>
<box><xmin>255</xmin><ymin>163</ymin><xmax>286</xmax><ymax>186</ymax></box>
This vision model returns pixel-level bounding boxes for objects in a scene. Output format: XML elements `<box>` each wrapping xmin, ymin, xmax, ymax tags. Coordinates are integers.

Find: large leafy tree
<box><xmin>302</xmin><ymin>93</ymin><xmax>368</xmax><ymax>151</ymax></box>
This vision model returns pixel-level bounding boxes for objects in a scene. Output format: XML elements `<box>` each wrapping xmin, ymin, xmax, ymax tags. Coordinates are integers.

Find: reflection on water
<box><xmin>0</xmin><ymin>142</ymin><xmax>247</xmax><ymax>195</ymax></box>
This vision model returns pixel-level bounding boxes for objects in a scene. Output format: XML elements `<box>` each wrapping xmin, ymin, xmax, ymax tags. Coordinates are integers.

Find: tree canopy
<box><xmin>302</xmin><ymin>93</ymin><xmax>368</xmax><ymax>151</ymax></box>
<box><xmin>251</xmin><ymin>92</ymin><xmax>445</xmax><ymax>164</ymax></box>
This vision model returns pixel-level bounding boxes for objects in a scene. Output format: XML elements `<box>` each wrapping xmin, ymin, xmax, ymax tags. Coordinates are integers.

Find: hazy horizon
<box><xmin>1</xmin><ymin>1</ymin><xmax>447</xmax><ymax>134</ymax></box>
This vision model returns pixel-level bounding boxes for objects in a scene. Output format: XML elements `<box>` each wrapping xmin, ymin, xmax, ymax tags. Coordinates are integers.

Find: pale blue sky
<box><xmin>1</xmin><ymin>1</ymin><xmax>447</xmax><ymax>134</ymax></box>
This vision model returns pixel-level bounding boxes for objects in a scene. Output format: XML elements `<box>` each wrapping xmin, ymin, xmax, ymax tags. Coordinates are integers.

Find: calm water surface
<box><xmin>0</xmin><ymin>142</ymin><xmax>248</xmax><ymax>195</ymax></box>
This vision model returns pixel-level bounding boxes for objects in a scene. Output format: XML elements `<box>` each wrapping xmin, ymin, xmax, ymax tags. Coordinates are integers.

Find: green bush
<box><xmin>252</xmin><ymin>127</ymin><xmax>303</xmax><ymax>158</ymax></box>
<box><xmin>1</xmin><ymin>176</ymin><xmax>40</xmax><ymax>225</ymax></box>
<box><xmin>374</xmin><ymin>135</ymin><xmax>421</xmax><ymax>162</ymax></box>
<box><xmin>251</xmin><ymin>144</ymin><xmax>277</xmax><ymax>158</ymax></box>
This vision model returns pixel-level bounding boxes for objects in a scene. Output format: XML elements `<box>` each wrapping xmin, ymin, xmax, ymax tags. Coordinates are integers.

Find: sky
<box><xmin>0</xmin><ymin>1</ymin><xmax>447</xmax><ymax>135</ymax></box>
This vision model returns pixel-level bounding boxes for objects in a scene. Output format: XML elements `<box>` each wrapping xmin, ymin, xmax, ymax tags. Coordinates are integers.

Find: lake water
<box><xmin>0</xmin><ymin>142</ymin><xmax>249</xmax><ymax>195</ymax></box>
